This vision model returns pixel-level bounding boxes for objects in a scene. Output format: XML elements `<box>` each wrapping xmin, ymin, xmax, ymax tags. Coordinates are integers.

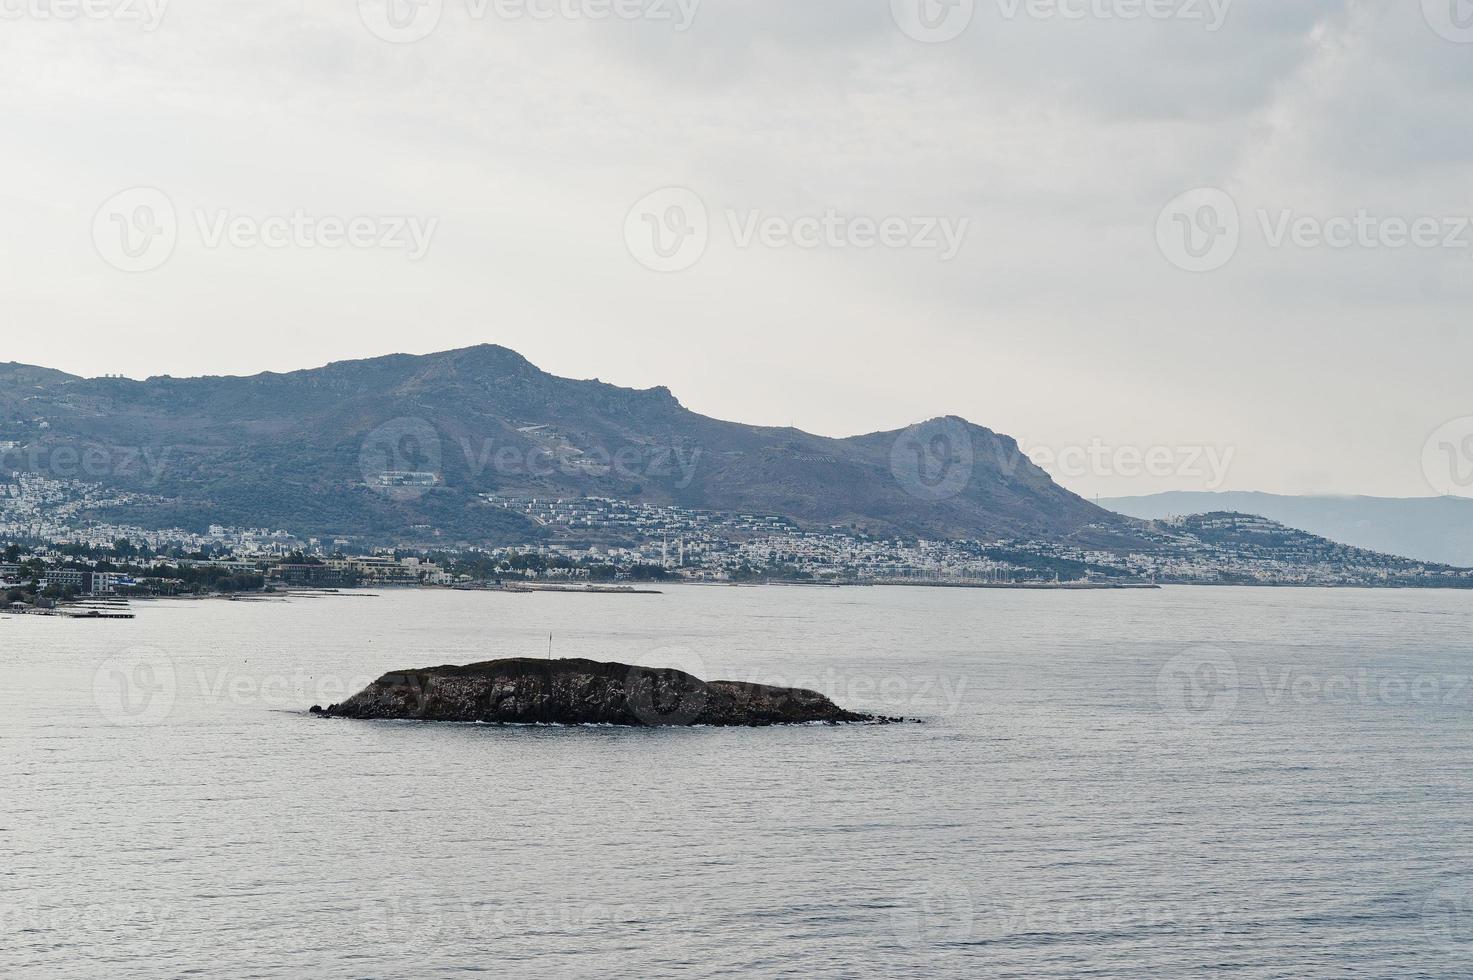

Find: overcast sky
<box><xmin>2</xmin><ymin>0</ymin><xmax>1470</xmax><ymax>499</ymax></box>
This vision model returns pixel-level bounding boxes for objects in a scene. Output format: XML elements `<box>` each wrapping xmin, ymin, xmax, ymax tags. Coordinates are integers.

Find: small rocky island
<box><xmin>311</xmin><ymin>657</ymin><xmax>889</xmax><ymax>727</ymax></box>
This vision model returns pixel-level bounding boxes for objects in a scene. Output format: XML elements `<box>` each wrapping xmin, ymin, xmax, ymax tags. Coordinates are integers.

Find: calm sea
<box><xmin>4</xmin><ymin>585</ymin><xmax>1473</xmax><ymax>978</ymax></box>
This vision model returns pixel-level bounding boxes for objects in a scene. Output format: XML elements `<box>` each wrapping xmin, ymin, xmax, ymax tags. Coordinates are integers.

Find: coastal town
<box><xmin>4</xmin><ymin>471</ymin><xmax>1471</xmax><ymax>615</ymax></box>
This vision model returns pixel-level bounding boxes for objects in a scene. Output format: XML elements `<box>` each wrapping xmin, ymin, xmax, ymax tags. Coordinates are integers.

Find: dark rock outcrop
<box><xmin>311</xmin><ymin>657</ymin><xmax>879</xmax><ymax>726</ymax></box>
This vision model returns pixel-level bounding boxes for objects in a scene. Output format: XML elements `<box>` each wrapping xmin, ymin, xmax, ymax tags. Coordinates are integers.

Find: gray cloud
<box><xmin>0</xmin><ymin>0</ymin><xmax>1468</xmax><ymax>498</ymax></box>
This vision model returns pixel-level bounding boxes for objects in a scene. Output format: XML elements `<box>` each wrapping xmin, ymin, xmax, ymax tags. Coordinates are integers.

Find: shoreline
<box><xmin>10</xmin><ymin>578</ymin><xmax>1473</xmax><ymax>622</ymax></box>
<box><xmin>805</xmin><ymin>580</ymin><xmax>1159</xmax><ymax>591</ymax></box>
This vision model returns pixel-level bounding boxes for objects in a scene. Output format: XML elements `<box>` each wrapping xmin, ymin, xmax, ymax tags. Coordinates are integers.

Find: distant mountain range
<box><xmin>4</xmin><ymin>345</ymin><xmax>1469</xmax><ymax>584</ymax></box>
<box><xmin>1101</xmin><ymin>492</ymin><xmax>1473</xmax><ymax>567</ymax></box>
<box><xmin>0</xmin><ymin>345</ymin><xmax>1134</xmax><ymax>548</ymax></box>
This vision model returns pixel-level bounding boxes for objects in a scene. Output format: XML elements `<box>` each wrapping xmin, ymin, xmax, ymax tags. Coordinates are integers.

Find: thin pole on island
<box><xmin>548</xmin><ymin>632</ymin><xmax>553</xmax><ymax>661</ymax></box>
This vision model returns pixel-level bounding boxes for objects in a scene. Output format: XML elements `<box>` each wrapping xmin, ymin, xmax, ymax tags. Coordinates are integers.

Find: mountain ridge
<box><xmin>0</xmin><ymin>344</ymin><xmax>1130</xmax><ymax>547</ymax></box>
<box><xmin>1102</xmin><ymin>491</ymin><xmax>1473</xmax><ymax>567</ymax></box>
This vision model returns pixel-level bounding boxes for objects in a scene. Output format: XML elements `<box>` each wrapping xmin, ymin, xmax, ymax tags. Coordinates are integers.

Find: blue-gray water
<box><xmin>5</xmin><ymin>585</ymin><xmax>1473</xmax><ymax>977</ymax></box>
